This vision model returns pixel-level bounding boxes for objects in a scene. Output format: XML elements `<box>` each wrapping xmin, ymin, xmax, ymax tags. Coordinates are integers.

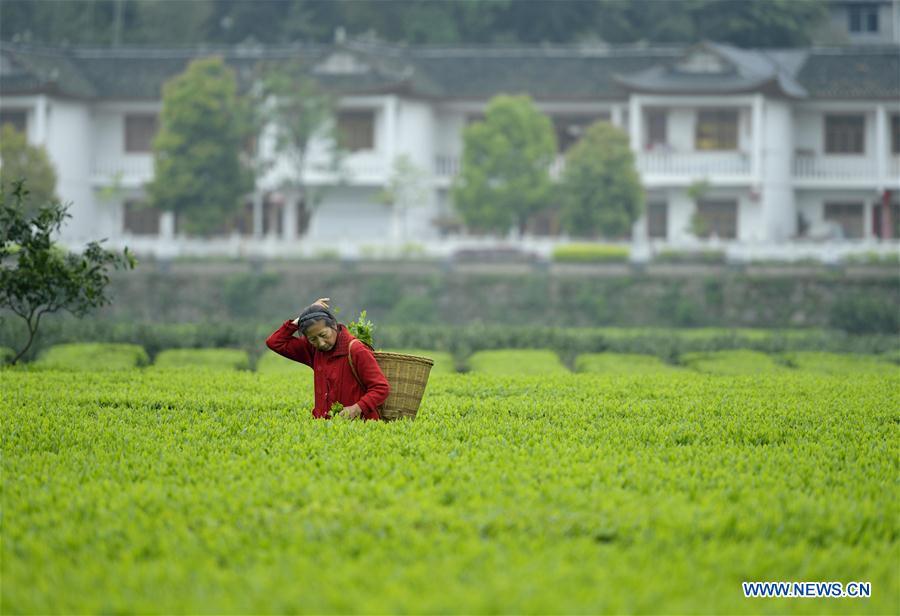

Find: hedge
<box><xmin>778</xmin><ymin>351</ymin><xmax>899</xmax><ymax>375</ymax></box>
<box><xmin>680</xmin><ymin>350</ymin><xmax>789</xmax><ymax>375</ymax></box>
<box><xmin>153</xmin><ymin>348</ymin><xmax>250</xmax><ymax>371</ymax></box>
<box><xmin>575</xmin><ymin>352</ymin><xmax>684</xmax><ymax>374</ymax></box>
<box><xmin>552</xmin><ymin>244</ymin><xmax>629</xmax><ymax>263</ymax></box>
<box><xmin>467</xmin><ymin>350</ymin><xmax>568</xmax><ymax>375</ymax></box>
<box><xmin>33</xmin><ymin>343</ymin><xmax>149</xmax><ymax>371</ymax></box>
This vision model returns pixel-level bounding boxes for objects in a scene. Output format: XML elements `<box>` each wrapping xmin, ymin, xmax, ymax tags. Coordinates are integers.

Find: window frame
<box><xmin>646</xmin><ymin>201</ymin><xmax>668</xmax><ymax>239</ymax></box>
<box><xmin>336</xmin><ymin>109</ymin><xmax>375</xmax><ymax>152</ymax></box>
<box><xmin>824</xmin><ymin>202</ymin><xmax>865</xmax><ymax>239</ymax></box>
<box><xmin>824</xmin><ymin>114</ymin><xmax>865</xmax><ymax>155</ymax></box>
<box><xmin>696</xmin><ymin>199</ymin><xmax>738</xmax><ymax>239</ymax></box>
<box><xmin>848</xmin><ymin>3</ymin><xmax>879</xmax><ymax>33</ymax></box>
<box><xmin>695</xmin><ymin>109</ymin><xmax>738</xmax><ymax>151</ymax></box>
<box><xmin>122</xmin><ymin>200</ymin><xmax>160</xmax><ymax>236</ymax></box>
<box><xmin>124</xmin><ymin>114</ymin><xmax>159</xmax><ymax>153</ymax></box>
<box><xmin>645</xmin><ymin>110</ymin><xmax>668</xmax><ymax>150</ymax></box>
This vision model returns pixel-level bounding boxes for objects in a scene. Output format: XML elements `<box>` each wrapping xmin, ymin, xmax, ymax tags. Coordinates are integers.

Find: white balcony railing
<box><xmin>91</xmin><ymin>156</ymin><xmax>154</xmax><ymax>184</ymax></box>
<box><xmin>793</xmin><ymin>154</ymin><xmax>878</xmax><ymax>181</ymax></box>
<box><xmin>636</xmin><ymin>151</ymin><xmax>750</xmax><ymax>176</ymax></box>
<box><xmin>436</xmin><ymin>151</ymin><xmax>752</xmax><ymax>181</ymax></box>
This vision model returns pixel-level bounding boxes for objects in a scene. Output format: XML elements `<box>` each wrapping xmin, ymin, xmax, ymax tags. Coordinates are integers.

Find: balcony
<box><xmin>636</xmin><ymin>151</ymin><xmax>751</xmax><ymax>186</ymax></box>
<box><xmin>792</xmin><ymin>153</ymin><xmax>887</xmax><ymax>187</ymax></box>
<box><xmin>91</xmin><ymin>156</ymin><xmax>153</xmax><ymax>187</ymax></box>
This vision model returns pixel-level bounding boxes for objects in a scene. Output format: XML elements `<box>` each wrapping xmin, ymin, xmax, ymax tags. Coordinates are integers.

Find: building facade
<box><xmin>1</xmin><ymin>39</ymin><xmax>898</xmax><ymax>257</ymax></box>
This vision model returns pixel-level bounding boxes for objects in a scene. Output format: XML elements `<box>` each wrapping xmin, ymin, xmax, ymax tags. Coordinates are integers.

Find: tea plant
<box><xmin>2</xmin><ymin>368</ymin><xmax>898</xmax><ymax>613</ymax></box>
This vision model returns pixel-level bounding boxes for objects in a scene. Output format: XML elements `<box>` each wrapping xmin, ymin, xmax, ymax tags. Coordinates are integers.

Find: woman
<box><xmin>265</xmin><ymin>298</ymin><xmax>389</xmax><ymax>421</ymax></box>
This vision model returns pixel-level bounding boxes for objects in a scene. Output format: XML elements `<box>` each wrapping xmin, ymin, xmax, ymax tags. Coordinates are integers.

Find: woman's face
<box><xmin>304</xmin><ymin>320</ymin><xmax>338</xmax><ymax>351</ymax></box>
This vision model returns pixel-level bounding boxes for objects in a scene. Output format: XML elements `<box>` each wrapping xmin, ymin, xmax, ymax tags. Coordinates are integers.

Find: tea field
<box><xmin>2</xmin><ymin>364</ymin><xmax>898</xmax><ymax>614</ymax></box>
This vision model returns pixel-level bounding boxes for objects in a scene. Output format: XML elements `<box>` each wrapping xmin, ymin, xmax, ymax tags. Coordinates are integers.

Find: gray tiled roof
<box><xmin>795</xmin><ymin>48</ymin><xmax>900</xmax><ymax>99</ymax></box>
<box><xmin>1</xmin><ymin>40</ymin><xmax>897</xmax><ymax>102</ymax></box>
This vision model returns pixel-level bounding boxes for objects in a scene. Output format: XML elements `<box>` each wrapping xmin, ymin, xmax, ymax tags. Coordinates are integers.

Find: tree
<box><xmin>256</xmin><ymin>61</ymin><xmax>339</xmax><ymax>224</ymax></box>
<box><xmin>452</xmin><ymin>95</ymin><xmax>556</xmax><ymax>235</ymax></box>
<box><xmin>559</xmin><ymin>121</ymin><xmax>643</xmax><ymax>238</ymax></box>
<box><xmin>0</xmin><ymin>181</ymin><xmax>135</xmax><ymax>365</ymax></box>
<box><xmin>147</xmin><ymin>56</ymin><xmax>254</xmax><ymax>236</ymax></box>
<box><xmin>0</xmin><ymin>125</ymin><xmax>58</xmax><ymax>211</ymax></box>
<box><xmin>595</xmin><ymin>0</ymin><xmax>827</xmax><ymax>47</ymax></box>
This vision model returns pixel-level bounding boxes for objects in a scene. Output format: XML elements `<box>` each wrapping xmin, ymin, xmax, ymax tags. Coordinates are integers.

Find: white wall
<box><xmin>395</xmin><ymin>99</ymin><xmax>435</xmax><ymax>170</ymax></box>
<box><xmin>307</xmin><ymin>186</ymin><xmax>392</xmax><ymax>238</ymax></box>
<box><xmin>433</xmin><ymin>108</ymin><xmax>467</xmax><ymax>158</ymax></box>
<box><xmin>43</xmin><ymin>99</ymin><xmax>99</xmax><ymax>241</ymax></box>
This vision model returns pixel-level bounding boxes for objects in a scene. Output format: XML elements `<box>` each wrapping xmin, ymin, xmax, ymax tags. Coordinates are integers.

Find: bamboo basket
<box><xmin>372</xmin><ymin>352</ymin><xmax>434</xmax><ymax>421</ymax></box>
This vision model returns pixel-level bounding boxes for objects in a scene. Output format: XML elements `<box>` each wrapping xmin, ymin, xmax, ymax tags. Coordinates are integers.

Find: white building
<box><xmin>825</xmin><ymin>0</ymin><xmax>900</xmax><ymax>45</ymax></box>
<box><xmin>0</xmin><ymin>39</ymin><xmax>898</xmax><ymax>258</ymax></box>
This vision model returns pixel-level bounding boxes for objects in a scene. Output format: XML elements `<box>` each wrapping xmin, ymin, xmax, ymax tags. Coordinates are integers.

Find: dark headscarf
<box><xmin>297</xmin><ymin>304</ymin><xmax>338</xmax><ymax>334</ymax></box>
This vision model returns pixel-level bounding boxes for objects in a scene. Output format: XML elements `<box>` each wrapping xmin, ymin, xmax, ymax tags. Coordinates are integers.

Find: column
<box><xmin>760</xmin><ymin>99</ymin><xmax>795</xmax><ymax>241</ymax></box>
<box><xmin>751</xmin><ymin>94</ymin><xmax>764</xmax><ymax>183</ymax></box>
<box><xmin>160</xmin><ymin>211</ymin><xmax>175</xmax><ymax>239</ymax></box>
<box><xmin>384</xmin><ymin>96</ymin><xmax>398</xmax><ymax>169</ymax></box>
<box><xmin>33</xmin><ymin>95</ymin><xmax>48</xmax><ymax>145</ymax></box>
<box><xmin>875</xmin><ymin>105</ymin><xmax>887</xmax><ymax>191</ymax></box>
<box><xmin>282</xmin><ymin>198</ymin><xmax>297</xmax><ymax>241</ymax></box>
<box><xmin>252</xmin><ymin>192</ymin><xmax>263</xmax><ymax>238</ymax></box>
<box><xmin>628</xmin><ymin>96</ymin><xmax>642</xmax><ymax>152</ymax></box>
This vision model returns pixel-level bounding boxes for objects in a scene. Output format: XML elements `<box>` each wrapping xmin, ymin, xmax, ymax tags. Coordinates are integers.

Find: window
<box><xmin>647</xmin><ymin>202</ymin><xmax>668</xmax><ymax>239</ymax></box>
<box><xmin>848</xmin><ymin>4</ymin><xmax>879</xmax><ymax>33</ymax></box>
<box><xmin>891</xmin><ymin>115</ymin><xmax>900</xmax><ymax>154</ymax></box>
<box><xmin>337</xmin><ymin>110</ymin><xmax>374</xmax><ymax>151</ymax></box>
<box><xmin>123</xmin><ymin>201</ymin><xmax>160</xmax><ymax>235</ymax></box>
<box><xmin>696</xmin><ymin>200</ymin><xmax>738</xmax><ymax>239</ymax></box>
<box><xmin>645</xmin><ymin>110</ymin><xmax>667</xmax><ymax>149</ymax></box>
<box><xmin>695</xmin><ymin>110</ymin><xmax>737</xmax><ymax>151</ymax></box>
<box><xmin>825</xmin><ymin>115</ymin><xmax>865</xmax><ymax>154</ymax></box>
<box><xmin>553</xmin><ymin>114</ymin><xmax>609</xmax><ymax>152</ymax></box>
<box><xmin>824</xmin><ymin>202</ymin><xmax>864</xmax><ymax>239</ymax></box>
<box><xmin>124</xmin><ymin>114</ymin><xmax>158</xmax><ymax>153</ymax></box>
<box><xmin>676</xmin><ymin>51</ymin><xmax>728</xmax><ymax>74</ymax></box>
<box><xmin>263</xmin><ymin>193</ymin><xmax>284</xmax><ymax>236</ymax></box>
<box><xmin>0</xmin><ymin>109</ymin><xmax>26</xmax><ymax>133</ymax></box>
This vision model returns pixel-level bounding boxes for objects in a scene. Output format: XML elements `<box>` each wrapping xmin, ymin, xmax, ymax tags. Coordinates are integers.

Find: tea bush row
<box><xmin>3</xmin><ymin>319</ymin><xmax>897</xmax><ymax>364</ymax></box>
<box><xmin>18</xmin><ymin>343</ymin><xmax>900</xmax><ymax>376</ymax></box>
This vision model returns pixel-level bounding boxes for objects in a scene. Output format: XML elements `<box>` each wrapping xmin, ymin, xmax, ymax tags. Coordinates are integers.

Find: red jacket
<box><xmin>265</xmin><ymin>320</ymin><xmax>389</xmax><ymax>420</ymax></box>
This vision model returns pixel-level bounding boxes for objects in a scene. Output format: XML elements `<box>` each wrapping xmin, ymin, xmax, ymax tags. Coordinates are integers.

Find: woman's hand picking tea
<box><xmin>339</xmin><ymin>404</ymin><xmax>363</xmax><ymax>420</ymax></box>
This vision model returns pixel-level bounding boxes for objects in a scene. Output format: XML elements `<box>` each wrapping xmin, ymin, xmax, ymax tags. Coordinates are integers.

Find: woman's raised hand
<box><xmin>312</xmin><ymin>297</ymin><xmax>331</xmax><ymax>308</ymax></box>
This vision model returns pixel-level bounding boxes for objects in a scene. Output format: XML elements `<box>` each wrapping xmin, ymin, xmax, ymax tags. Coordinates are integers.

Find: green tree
<box><xmin>257</xmin><ymin>61</ymin><xmax>339</xmax><ymax>219</ymax></box>
<box><xmin>0</xmin><ymin>181</ymin><xmax>135</xmax><ymax>364</ymax></box>
<box><xmin>559</xmin><ymin>121</ymin><xmax>643</xmax><ymax>238</ymax></box>
<box><xmin>452</xmin><ymin>95</ymin><xmax>556</xmax><ymax>235</ymax></box>
<box><xmin>595</xmin><ymin>0</ymin><xmax>827</xmax><ymax>47</ymax></box>
<box><xmin>147</xmin><ymin>56</ymin><xmax>254</xmax><ymax>236</ymax></box>
<box><xmin>0</xmin><ymin>125</ymin><xmax>58</xmax><ymax>210</ymax></box>
<box><xmin>0</xmin><ymin>0</ymin><xmax>829</xmax><ymax>47</ymax></box>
